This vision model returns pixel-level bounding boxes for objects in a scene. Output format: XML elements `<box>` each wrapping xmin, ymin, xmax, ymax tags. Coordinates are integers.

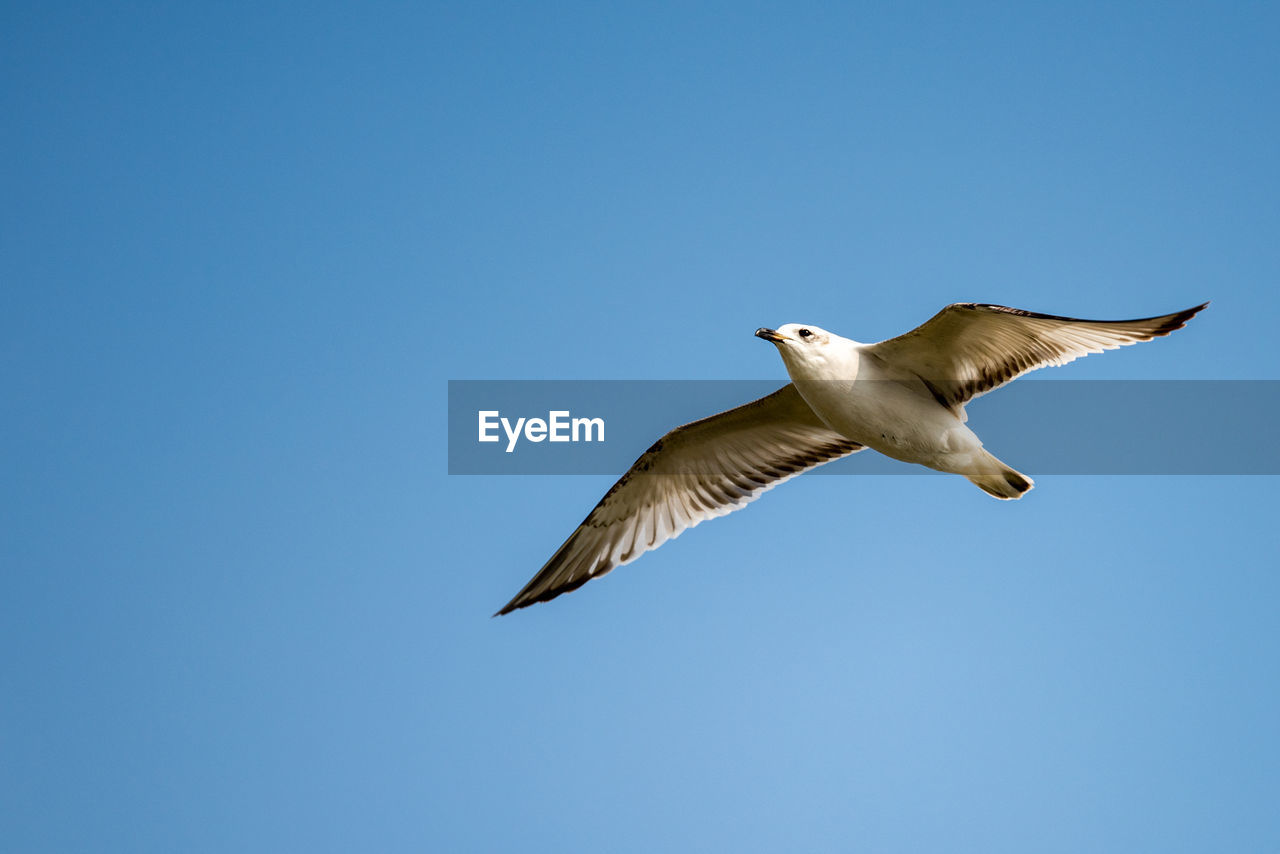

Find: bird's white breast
<box><xmin>786</xmin><ymin>346</ymin><xmax>981</xmax><ymax>464</ymax></box>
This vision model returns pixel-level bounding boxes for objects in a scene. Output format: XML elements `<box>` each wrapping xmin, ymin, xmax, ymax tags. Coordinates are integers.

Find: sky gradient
<box><xmin>3</xmin><ymin>2</ymin><xmax>1278</xmax><ymax>851</ymax></box>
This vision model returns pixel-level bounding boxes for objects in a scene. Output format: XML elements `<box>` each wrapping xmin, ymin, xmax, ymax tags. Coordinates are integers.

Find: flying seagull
<box><xmin>496</xmin><ymin>301</ymin><xmax>1207</xmax><ymax>615</ymax></box>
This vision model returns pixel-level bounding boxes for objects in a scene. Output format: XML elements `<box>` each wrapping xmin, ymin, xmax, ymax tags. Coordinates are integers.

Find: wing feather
<box><xmin>865</xmin><ymin>302</ymin><xmax>1207</xmax><ymax>409</ymax></box>
<box><xmin>495</xmin><ymin>383</ymin><xmax>862</xmax><ymax>615</ymax></box>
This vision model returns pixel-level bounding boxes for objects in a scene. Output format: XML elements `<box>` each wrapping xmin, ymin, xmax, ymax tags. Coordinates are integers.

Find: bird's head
<box><xmin>754</xmin><ymin>323</ymin><xmax>831</xmax><ymax>347</ymax></box>
<box><xmin>755</xmin><ymin>323</ymin><xmax>856</xmax><ymax>377</ymax></box>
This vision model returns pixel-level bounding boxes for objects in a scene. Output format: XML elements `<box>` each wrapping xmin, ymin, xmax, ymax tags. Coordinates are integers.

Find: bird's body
<box><xmin>771</xmin><ymin>325</ymin><xmax>1030</xmax><ymax>498</ymax></box>
<box><xmin>495</xmin><ymin>301</ymin><xmax>1208</xmax><ymax>615</ymax></box>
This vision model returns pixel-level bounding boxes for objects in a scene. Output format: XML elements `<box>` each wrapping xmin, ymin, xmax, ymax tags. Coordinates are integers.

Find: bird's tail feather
<box><xmin>965</xmin><ymin>453</ymin><xmax>1034</xmax><ymax>500</ymax></box>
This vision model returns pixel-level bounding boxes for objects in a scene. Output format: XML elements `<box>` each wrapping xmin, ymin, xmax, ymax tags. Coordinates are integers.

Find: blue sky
<box><xmin>3</xmin><ymin>2</ymin><xmax>1278</xmax><ymax>851</ymax></box>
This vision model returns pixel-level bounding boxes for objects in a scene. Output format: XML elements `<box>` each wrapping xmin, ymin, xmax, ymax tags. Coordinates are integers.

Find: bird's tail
<box><xmin>965</xmin><ymin>451</ymin><xmax>1035</xmax><ymax>500</ymax></box>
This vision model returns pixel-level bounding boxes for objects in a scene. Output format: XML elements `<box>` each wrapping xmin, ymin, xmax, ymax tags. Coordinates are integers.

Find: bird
<box><xmin>495</xmin><ymin>301</ymin><xmax>1208</xmax><ymax>615</ymax></box>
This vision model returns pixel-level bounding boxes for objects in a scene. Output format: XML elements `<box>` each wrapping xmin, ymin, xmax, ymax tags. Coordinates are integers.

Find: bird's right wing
<box><xmin>495</xmin><ymin>383</ymin><xmax>862</xmax><ymax>615</ymax></box>
<box><xmin>865</xmin><ymin>302</ymin><xmax>1207</xmax><ymax>410</ymax></box>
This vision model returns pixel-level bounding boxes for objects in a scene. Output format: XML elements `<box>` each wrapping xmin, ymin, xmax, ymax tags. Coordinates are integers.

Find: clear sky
<box><xmin>3</xmin><ymin>2</ymin><xmax>1278</xmax><ymax>851</ymax></box>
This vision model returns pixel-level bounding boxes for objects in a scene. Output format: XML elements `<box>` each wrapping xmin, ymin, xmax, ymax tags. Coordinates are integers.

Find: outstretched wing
<box><xmin>495</xmin><ymin>384</ymin><xmax>862</xmax><ymax>615</ymax></box>
<box><xmin>865</xmin><ymin>302</ymin><xmax>1207</xmax><ymax>409</ymax></box>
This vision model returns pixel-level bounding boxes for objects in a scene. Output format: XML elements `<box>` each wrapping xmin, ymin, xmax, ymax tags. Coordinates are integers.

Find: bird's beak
<box><xmin>755</xmin><ymin>327</ymin><xmax>788</xmax><ymax>344</ymax></box>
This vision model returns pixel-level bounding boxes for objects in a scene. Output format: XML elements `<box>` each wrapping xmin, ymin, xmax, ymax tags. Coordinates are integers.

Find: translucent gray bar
<box><xmin>447</xmin><ymin>380</ymin><xmax>1280</xmax><ymax>475</ymax></box>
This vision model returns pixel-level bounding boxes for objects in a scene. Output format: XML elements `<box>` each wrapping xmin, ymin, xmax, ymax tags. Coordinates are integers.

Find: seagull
<box><xmin>496</xmin><ymin>301</ymin><xmax>1207</xmax><ymax>615</ymax></box>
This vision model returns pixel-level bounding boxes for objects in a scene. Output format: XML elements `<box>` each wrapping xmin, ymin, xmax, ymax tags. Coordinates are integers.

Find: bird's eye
<box><xmin>798</xmin><ymin>328</ymin><xmax>813</xmax><ymax>339</ymax></box>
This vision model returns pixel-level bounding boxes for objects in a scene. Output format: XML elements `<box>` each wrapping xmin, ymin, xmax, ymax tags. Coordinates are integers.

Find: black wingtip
<box><xmin>1157</xmin><ymin>301</ymin><xmax>1210</xmax><ymax>335</ymax></box>
<box><xmin>493</xmin><ymin>572</ymin><xmax>594</xmax><ymax>617</ymax></box>
<box><xmin>493</xmin><ymin>601</ymin><xmax>525</xmax><ymax>618</ymax></box>
<box><xmin>492</xmin><ymin>593</ymin><xmax>531</xmax><ymax>617</ymax></box>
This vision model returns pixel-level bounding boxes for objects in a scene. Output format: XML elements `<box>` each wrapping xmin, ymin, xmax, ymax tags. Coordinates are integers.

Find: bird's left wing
<box><xmin>495</xmin><ymin>383</ymin><xmax>862</xmax><ymax>615</ymax></box>
<box><xmin>864</xmin><ymin>302</ymin><xmax>1207</xmax><ymax>410</ymax></box>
